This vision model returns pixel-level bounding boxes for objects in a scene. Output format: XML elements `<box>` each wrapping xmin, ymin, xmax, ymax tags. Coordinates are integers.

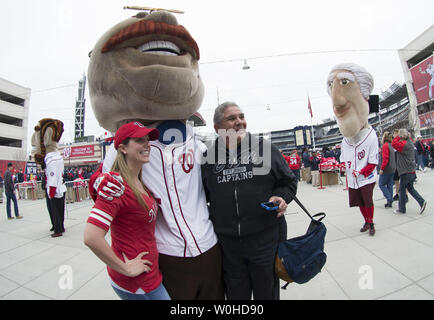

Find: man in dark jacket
<box><xmin>0</xmin><ymin>173</ymin><xmax>3</xmax><ymax>203</ymax></box>
<box><xmin>392</xmin><ymin>129</ymin><xmax>427</xmax><ymax>214</ymax></box>
<box><xmin>202</xmin><ymin>102</ymin><xmax>297</xmax><ymax>300</ymax></box>
<box><xmin>415</xmin><ymin>135</ymin><xmax>426</xmax><ymax>171</ymax></box>
<box><xmin>3</xmin><ymin>163</ymin><xmax>22</xmax><ymax>220</ymax></box>
<box><xmin>301</xmin><ymin>148</ymin><xmax>312</xmax><ymax>183</ymax></box>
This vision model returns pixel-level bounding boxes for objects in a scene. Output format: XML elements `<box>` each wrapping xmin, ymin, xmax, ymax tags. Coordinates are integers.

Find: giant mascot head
<box><xmin>88</xmin><ymin>10</ymin><xmax>204</xmax><ymax>133</ymax></box>
<box><xmin>31</xmin><ymin>118</ymin><xmax>64</xmax><ymax>166</ymax></box>
<box><xmin>326</xmin><ymin>63</ymin><xmax>374</xmax><ymax>138</ymax></box>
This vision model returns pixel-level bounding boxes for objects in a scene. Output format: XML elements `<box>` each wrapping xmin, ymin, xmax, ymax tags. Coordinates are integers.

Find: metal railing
<box><xmin>12</xmin><ymin>179</ymin><xmax>91</xmax><ymax>203</ymax></box>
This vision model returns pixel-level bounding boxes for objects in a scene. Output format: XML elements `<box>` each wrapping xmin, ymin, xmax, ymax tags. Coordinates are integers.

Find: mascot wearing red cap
<box><xmin>88</xmin><ymin>8</ymin><xmax>223</xmax><ymax>299</ymax></box>
<box><xmin>327</xmin><ymin>63</ymin><xmax>379</xmax><ymax>236</ymax></box>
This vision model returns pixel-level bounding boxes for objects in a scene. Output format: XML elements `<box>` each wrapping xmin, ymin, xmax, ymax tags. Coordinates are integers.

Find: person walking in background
<box><xmin>17</xmin><ymin>169</ymin><xmax>25</xmax><ymax>199</ymax></box>
<box><xmin>391</xmin><ymin>129</ymin><xmax>401</xmax><ymax>201</ymax></box>
<box><xmin>0</xmin><ymin>173</ymin><xmax>3</xmax><ymax>204</ymax></box>
<box><xmin>378</xmin><ymin>131</ymin><xmax>396</xmax><ymax>208</ymax></box>
<box><xmin>84</xmin><ymin>122</ymin><xmax>170</xmax><ymax>300</ymax></box>
<box><xmin>311</xmin><ymin>151</ymin><xmax>321</xmax><ymax>187</ymax></box>
<box><xmin>415</xmin><ymin>135</ymin><xmax>426</xmax><ymax>172</ymax></box>
<box><xmin>3</xmin><ymin>163</ymin><xmax>22</xmax><ymax>220</ymax></box>
<box><xmin>301</xmin><ymin>147</ymin><xmax>312</xmax><ymax>183</ymax></box>
<box><xmin>430</xmin><ymin>140</ymin><xmax>434</xmax><ymax>169</ymax></box>
<box><xmin>392</xmin><ymin>129</ymin><xmax>427</xmax><ymax>215</ymax></box>
<box><xmin>334</xmin><ymin>145</ymin><xmax>341</xmax><ymax>162</ymax></box>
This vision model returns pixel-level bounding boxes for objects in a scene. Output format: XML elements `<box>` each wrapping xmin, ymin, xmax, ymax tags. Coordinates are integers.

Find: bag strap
<box><xmin>287</xmin><ymin>189</ymin><xmax>325</xmax><ymax>222</ymax></box>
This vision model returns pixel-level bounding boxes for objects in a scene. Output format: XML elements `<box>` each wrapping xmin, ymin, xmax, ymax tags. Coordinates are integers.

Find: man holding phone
<box><xmin>201</xmin><ymin>102</ymin><xmax>297</xmax><ymax>300</ymax></box>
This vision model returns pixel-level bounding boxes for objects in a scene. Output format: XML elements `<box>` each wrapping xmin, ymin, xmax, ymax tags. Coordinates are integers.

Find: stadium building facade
<box><xmin>0</xmin><ymin>77</ymin><xmax>30</xmax><ymax>174</ymax></box>
<box><xmin>398</xmin><ymin>24</ymin><xmax>434</xmax><ymax>141</ymax></box>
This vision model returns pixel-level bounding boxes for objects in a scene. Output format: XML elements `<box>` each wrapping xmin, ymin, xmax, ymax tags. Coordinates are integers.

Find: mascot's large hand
<box><xmin>89</xmin><ymin>167</ymin><xmax>125</xmax><ymax>201</ymax></box>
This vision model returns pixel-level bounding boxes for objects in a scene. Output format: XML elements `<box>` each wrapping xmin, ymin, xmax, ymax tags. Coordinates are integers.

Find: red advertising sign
<box><xmin>419</xmin><ymin>111</ymin><xmax>434</xmax><ymax>129</ymax></box>
<box><xmin>69</xmin><ymin>145</ymin><xmax>95</xmax><ymax>158</ymax></box>
<box><xmin>410</xmin><ymin>54</ymin><xmax>434</xmax><ymax>105</ymax></box>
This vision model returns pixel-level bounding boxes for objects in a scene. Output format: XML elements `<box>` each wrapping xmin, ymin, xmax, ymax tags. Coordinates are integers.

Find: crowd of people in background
<box><xmin>415</xmin><ymin>135</ymin><xmax>434</xmax><ymax>171</ymax></box>
<box><xmin>62</xmin><ymin>166</ymin><xmax>99</xmax><ymax>182</ymax></box>
<box><xmin>1</xmin><ymin>165</ymin><xmax>99</xmax><ymax>204</ymax></box>
<box><xmin>280</xmin><ymin>130</ymin><xmax>432</xmax><ymax>216</ymax></box>
<box><xmin>281</xmin><ymin>134</ymin><xmax>433</xmax><ymax>183</ymax></box>
<box><xmin>282</xmin><ymin>145</ymin><xmax>343</xmax><ymax>187</ymax></box>
<box><xmin>0</xmin><ymin>165</ymin><xmax>98</xmax><ymax>185</ymax></box>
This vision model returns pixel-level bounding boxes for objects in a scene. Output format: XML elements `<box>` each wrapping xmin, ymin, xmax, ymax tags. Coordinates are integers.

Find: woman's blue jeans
<box><xmin>379</xmin><ymin>173</ymin><xmax>394</xmax><ymax>203</ymax></box>
<box><xmin>112</xmin><ymin>282</ymin><xmax>171</xmax><ymax>300</ymax></box>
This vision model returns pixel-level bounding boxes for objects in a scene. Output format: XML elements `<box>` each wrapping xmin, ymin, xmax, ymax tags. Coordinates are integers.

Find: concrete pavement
<box><xmin>0</xmin><ymin>170</ymin><xmax>433</xmax><ymax>300</ymax></box>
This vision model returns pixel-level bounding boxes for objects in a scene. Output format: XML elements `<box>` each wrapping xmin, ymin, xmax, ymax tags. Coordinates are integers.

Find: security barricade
<box><xmin>13</xmin><ymin>179</ymin><xmax>91</xmax><ymax>203</ymax></box>
<box><xmin>15</xmin><ymin>181</ymin><xmax>38</xmax><ymax>200</ymax></box>
<box><xmin>65</xmin><ymin>179</ymin><xmax>90</xmax><ymax>203</ymax></box>
<box><xmin>65</xmin><ymin>181</ymin><xmax>75</xmax><ymax>203</ymax></box>
<box><xmin>36</xmin><ymin>182</ymin><xmax>45</xmax><ymax>199</ymax></box>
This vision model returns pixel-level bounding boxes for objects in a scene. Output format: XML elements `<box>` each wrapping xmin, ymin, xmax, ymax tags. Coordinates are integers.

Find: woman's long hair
<box><xmin>381</xmin><ymin>131</ymin><xmax>392</xmax><ymax>144</ymax></box>
<box><xmin>111</xmin><ymin>138</ymin><xmax>149</xmax><ymax>210</ymax></box>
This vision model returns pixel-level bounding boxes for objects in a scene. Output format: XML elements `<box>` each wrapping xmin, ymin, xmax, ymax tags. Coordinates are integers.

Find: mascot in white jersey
<box><xmin>31</xmin><ymin>118</ymin><xmax>67</xmax><ymax>238</ymax></box>
<box><xmin>327</xmin><ymin>63</ymin><xmax>379</xmax><ymax>236</ymax></box>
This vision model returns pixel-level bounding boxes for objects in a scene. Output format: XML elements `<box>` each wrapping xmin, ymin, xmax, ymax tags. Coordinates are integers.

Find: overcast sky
<box><xmin>1</xmin><ymin>0</ymin><xmax>433</xmax><ymax>151</ymax></box>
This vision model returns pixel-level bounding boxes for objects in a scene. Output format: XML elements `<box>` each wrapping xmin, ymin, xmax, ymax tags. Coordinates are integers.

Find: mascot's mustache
<box><xmin>101</xmin><ymin>19</ymin><xmax>200</xmax><ymax>60</ymax></box>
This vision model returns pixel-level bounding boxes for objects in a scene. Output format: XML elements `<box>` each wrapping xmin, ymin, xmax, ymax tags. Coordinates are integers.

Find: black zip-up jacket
<box><xmin>201</xmin><ymin>133</ymin><xmax>297</xmax><ymax>238</ymax></box>
<box><xmin>4</xmin><ymin>169</ymin><xmax>14</xmax><ymax>193</ymax></box>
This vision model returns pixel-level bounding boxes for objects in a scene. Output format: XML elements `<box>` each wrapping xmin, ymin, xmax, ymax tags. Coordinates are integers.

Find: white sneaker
<box><xmin>420</xmin><ymin>201</ymin><xmax>427</xmax><ymax>215</ymax></box>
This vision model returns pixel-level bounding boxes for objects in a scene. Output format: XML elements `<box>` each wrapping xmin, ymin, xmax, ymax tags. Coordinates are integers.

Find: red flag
<box><xmin>308</xmin><ymin>96</ymin><xmax>313</xmax><ymax>118</ymax></box>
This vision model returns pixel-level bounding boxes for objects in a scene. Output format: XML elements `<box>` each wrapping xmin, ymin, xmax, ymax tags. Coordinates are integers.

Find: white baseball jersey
<box><xmin>340</xmin><ymin>126</ymin><xmax>378</xmax><ymax>189</ymax></box>
<box><xmin>103</xmin><ymin>124</ymin><xmax>217</xmax><ymax>258</ymax></box>
<box><xmin>45</xmin><ymin>151</ymin><xmax>67</xmax><ymax>198</ymax></box>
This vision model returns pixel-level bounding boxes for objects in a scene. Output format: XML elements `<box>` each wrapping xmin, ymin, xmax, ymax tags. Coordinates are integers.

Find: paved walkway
<box><xmin>0</xmin><ymin>170</ymin><xmax>433</xmax><ymax>300</ymax></box>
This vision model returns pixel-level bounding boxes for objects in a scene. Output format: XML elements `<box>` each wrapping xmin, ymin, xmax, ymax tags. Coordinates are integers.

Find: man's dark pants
<box><xmin>5</xmin><ymin>191</ymin><xmax>19</xmax><ymax>218</ymax></box>
<box><xmin>218</xmin><ymin>224</ymin><xmax>280</xmax><ymax>300</ymax></box>
<box><xmin>45</xmin><ymin>190</ymin><xmax>54</xmax><ymax>229</ymax></box>
<box><xmin>50</xmin><ymin>193</ymin><xmax>65</xmax><ymax>233</ymax></box>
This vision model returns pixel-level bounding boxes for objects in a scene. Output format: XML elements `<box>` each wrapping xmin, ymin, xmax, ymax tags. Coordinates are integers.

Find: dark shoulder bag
<box><xmin>275</xmin><ymin>192</ymin><xmax>327</xmax><ymax>289</ymax></box>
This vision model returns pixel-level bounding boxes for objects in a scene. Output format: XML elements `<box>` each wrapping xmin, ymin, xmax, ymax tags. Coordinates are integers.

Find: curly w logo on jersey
<box><xmin>357</xmin><ymin>150</ymin><xmax>366</xmax><ymax>160</ymax></box>
<box><xmin>178</xmin><ymin>149</ymin><xmax>194</xmax><ymax>173</ymax></box>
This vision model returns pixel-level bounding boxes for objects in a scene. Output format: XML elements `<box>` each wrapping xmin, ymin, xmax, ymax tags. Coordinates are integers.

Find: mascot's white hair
<box><xmin>327</xmin><ymin>63</ymin><xmax>374</xmax><ymax>99</ymax></box>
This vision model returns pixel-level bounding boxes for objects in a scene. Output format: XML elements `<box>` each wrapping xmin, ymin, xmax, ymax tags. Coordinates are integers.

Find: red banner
<box><xmin>410</xmin><ymin>54</ymin><xmax>434</xmax><ymax>105</ymax></box>
<box><xmin>69</xmin><ymin>145</ymin><xmax>95</xmax><ymax>158</ymax></box>
<box><xmin>0</xmin><ymin>160</ymin><xmax>26</xmax><ymax>177</ymax></box>
<box><xmin>419</xmin><ymin>111</ymin><xmax>434</xmax><ymax>128</ymax></box>
<box><xmin>308</xmin><ymin>96</ymin><xmax>313</xmax><ymax>118</ymax></box>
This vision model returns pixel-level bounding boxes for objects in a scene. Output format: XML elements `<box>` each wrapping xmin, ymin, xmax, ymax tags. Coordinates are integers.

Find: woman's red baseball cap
<box><xmin>114</xmin><ymin>122</ymin><xmax>159</xmax><ymax>149</ymax></box>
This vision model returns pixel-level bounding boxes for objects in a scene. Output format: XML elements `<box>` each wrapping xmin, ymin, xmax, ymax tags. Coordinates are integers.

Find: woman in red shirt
<box><xmin>84</xmin><ymin>122</ymin><xmax>170</xmax><ymax>300</ymax></box>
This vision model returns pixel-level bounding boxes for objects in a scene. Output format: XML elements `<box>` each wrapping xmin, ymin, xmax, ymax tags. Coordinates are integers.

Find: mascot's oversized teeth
<box><xmin>138</xmin><ymin>41</ymin><xmax>181</xmax><ymax>56</ymax></box>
